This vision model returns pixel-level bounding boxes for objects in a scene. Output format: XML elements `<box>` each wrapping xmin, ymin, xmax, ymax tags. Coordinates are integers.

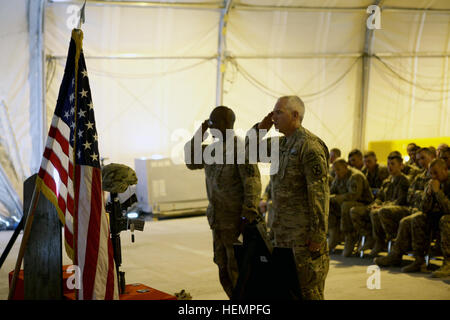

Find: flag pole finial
<box><xmin>77</xmin><ymin>0</ymin><xmax>86</xmax><ymax>29</ymax></box>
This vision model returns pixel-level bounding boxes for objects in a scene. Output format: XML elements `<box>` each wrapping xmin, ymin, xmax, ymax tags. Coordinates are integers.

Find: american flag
<box><xmin>36</xmin><ymin>29</ymin><xmax>118</xmax><ymax>300</ymax></box>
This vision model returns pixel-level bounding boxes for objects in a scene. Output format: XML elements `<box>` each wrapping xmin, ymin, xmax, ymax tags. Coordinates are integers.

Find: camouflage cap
<box><xmin>102</xmin><ymin>163</ymin><xmax>138</xmax><ymax>193</ymax></box>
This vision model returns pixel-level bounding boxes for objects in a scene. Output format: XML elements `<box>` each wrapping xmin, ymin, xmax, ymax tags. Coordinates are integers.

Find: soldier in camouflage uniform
<box><xmin>373</xmin><ymin>150</ymin><xmax>437</xmax><ymax>270</ymax></box>
<box><xmin>328</xmin><ymin>158</ymin><xmax>373</xmax><ymax>257</ymax></box>
<box><xmin>251</xmin><ymin>96</ymin><xmax>330</xmax><ymax>300</ymax></box>
<box><xmin>328</xmin><ymin>148</ymin><xmax>341</xmax><ymax>183</ymax></box>
<box><xmin>406</xmin><ymin>143</ymin><xmax>420</xmax><ymax>167</ymax></box>
<box><xmin>350</xmin><ymin>151</ymin><xmax>409</xmax><ymax>256</ymax></box>
<box><xmin>402</xmin><ymin>159</ymin><xmax>450</xmax><ymax>273</ymax></box>
<box><xmin>439</xmin><ymin>147</ymin><xmax>450</xmax><ymax>169</ymax></box>
<box><xmin>371</xmin><ymin>149</ymin><xmax>433</xmax><ymax>255</ymax></box>
<box><xmin>361</xmin><ymin>151</ymin><xmax>389</xmax><ymax>193</ymax></box>
<box><xmin>402</xmin><ymin>162</ymin><xmax>421</xmax><ymax>182</ymax></box>
<box><xmin>348</xmin><ymin>149</ymin><xmax>364</xmax><ymax>171</ymax></box>
<box><xmin>184</xmin><ymin>106</ymin><xmax>262</xmax><ymax>298</ymax></box>
<box><xmin>436</xmin><ymin>143</ymin><xmax>448</xmax><ymax>158</ymax></box>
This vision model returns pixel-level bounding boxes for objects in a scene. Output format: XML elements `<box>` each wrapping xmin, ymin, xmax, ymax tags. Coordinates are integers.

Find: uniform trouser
<box><xmin>440</xmin><ymin>215</ymin><xmax>450</xmax><ymax>259</ymax></box>
<box><xmin>391</xmin><ymin>213</ymin><xmax>415</xmax><ymax>255</ymax></box>
<box><xmin>349</xmin><ymin>205</ymin><xmax>371</xmax><ymax>237</ymax></box>
<box><xmin>329</xmin><ymin>199</ymin><xmax>364</xmax><ymax>235</ymax></box>
<box><xmin>411</xmin><ymin>211</ymin><xmax>443</xmax><ymax>257</ymax></box>
<box><xmin>275</xmin><ymin>235</ymin><xmax>329</xmax><ymax>300</ymax></box>
<box><xmin>391</xmin><ymin>210</ymin><xmax>433</xmax><ymax>256</ymax></box>
<box><xmin>212</xmin><ymin>228</ymin><xmax>240</xmax><ymax>298</ymax></box>
<box><xmin>293</xmin><ymin>247</ymin><xmax>329</xmax><ymax>300</ymax></box>
<box><xmin>377</xmin><ymin>206</ymin><xmax>411</xmax><ymax>240</ymax></box>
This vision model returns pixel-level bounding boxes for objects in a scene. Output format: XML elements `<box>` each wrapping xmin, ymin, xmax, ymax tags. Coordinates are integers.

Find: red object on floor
<box><xmin>10</xmin><ymin>265</ymin><xmax>177</xmax><ymax>300</ymax></box>
<box><xmin>63</xmin><ymin>283</ymin><xmax>178</xmax><ymax>300</ymax></box>
<box><xmin>8</xmin><ymin>265</ymin><xmax>74</xmax><ymax>300</ymax></box>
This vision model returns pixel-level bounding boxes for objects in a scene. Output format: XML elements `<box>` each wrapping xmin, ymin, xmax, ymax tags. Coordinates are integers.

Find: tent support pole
<box><xmin>28</xmin><ymin>0</ymin><xmax>46</xmax><ymax>174</ymax></box>
<box><xmin>356</xmin><ymin>0</ymin><xmax>382</xmax><ymax>151</ymax></box>
<box><xmin>215</xmin><ymin>0</ymin><xmax>232</xmax><ymax>107</ymax></box>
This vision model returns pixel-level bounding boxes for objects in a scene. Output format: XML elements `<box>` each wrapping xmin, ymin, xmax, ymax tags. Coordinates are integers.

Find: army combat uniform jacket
<box><xmin>407</xmin><ymin>169</ymin><xmax>431</xmax><ymax>210</ymax></box>
<box><xmin>250</xmin><ymin>125</ymin><xmax>330</xmax><ymax>246</ymax></box>
<box><xmin>362</xmin><ymin>164</ymin><xmax>389</xmax><ymax>190</ymax></box>
<box><xmin>421</xmin><ymin>173</ymin><xmax>450</xmax><ymax>216</ymax></box>
<box><xmin>330</xmin><ymin>167</ymin><xmax>374</xmax><ymax>206</ymax></box>
<box><xmin>373</xmin><ymin>173</ymin><xmax>410</xmax><ymax>207</ymax></box>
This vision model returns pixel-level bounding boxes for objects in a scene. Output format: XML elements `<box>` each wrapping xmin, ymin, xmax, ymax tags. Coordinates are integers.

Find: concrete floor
<box><xmin>0</xmin><ymin>215</ymin><xmax>449</xmax><ymax>300</ymax></box>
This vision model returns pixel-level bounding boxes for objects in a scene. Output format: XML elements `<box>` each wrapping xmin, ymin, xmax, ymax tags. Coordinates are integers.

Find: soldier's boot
<box><xmin>342</xmin><ymin>233</ymin><xmax>358</xmax><ymax>257</ymax></box>
<box><xmin>328</xmin><ymin>228</ymin><xmax>340</xmax><ymax>252</ymax></box>
<box><xmin>369</xmin><ymin>239</ymin><xmax>385</xmax><ymax>257</ymax></box>
<box><xmin>374</xmin><ymin>250</ymin><xmax>402</xmax><ymax>267</ymax></box>
<box><xmin>401</xmin><ymin>256</ymin><xmax>427</xmax><ymax>273</ymax></box>
<box><xmin>431</xmin><ymin>259</ymin><xmax>450</xmax><ymax>278</ymax></box>
<box><xmin>358</xmin><ymin>235</ymin><xmax>374</xmax><ymax>252</ymax></box>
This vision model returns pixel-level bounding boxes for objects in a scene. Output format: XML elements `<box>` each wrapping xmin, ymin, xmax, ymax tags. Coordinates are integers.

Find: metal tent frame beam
<box><xmin>48</xmin><ymin>0</ymin><xmax>450</xmax><ymax>13</ymax></box>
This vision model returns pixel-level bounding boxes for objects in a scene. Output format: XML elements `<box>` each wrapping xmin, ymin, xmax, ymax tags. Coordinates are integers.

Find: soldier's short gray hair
<box><xmin>280</xmin><ymin>96</ymin><xmax>305</xmax><ymax>122</ymax></box>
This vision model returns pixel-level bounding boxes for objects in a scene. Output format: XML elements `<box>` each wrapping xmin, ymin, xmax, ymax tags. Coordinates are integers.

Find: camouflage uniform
<box><xmin>402</xmin><ymin>163</ymin><xmax>422</xmax><ymax>182</ymax></box>
<box><xmin>251</xmin><ymin>124</ymin><xmax>330</xmax><ymax>300</ymax></box>
<box><xmin>185</xmin><ymin>132</ymin><xmax>261</xmax><ymax>298</ymax></box>
<box><xmin>437</xmin><ymin>214</ymin><xmax>450</xmax><ymax>273</ymax></box>
<box><xmin>351</xmin><ymin>173</ymin><xmax>409</xmax><ymax>240</ymax></box>
<box><xmin>377</xmin><ymin>170</ymin><xmax>430</xmax><ymax>241</ymax></box>
<box><xmin>410</xmin><ymin>173</ymin><xmax>450</xmax><ymax>258</ymax></box>
<box><xmin>261</xmin><ymin>180</ymin><xmax>275</xmax><ymax>242</ymax></box>
<box><xmin>381</xmin><ymin>172</ymin><xmax>443</xmax><ymax>261</ymax></box>
<box><xmin>329</xmin><ymin>167</ymin><xmax>373</xmax><ymax>235</ymax></box>
<box><xmin>362</xmin><ymin>164</ymin><xmax>389</xmax><ymax>190</ymax></box>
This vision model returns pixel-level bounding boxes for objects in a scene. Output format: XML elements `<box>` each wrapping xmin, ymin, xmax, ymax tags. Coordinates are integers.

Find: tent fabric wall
<box><xmin>0</xmin><ymin>0</ymin><xmax>31</xmax><ymax>221</ymax></box>
<box><xmin>45</xmin><ymin>4</ymin><xmax>220</xmax><ymax>168</ymax></box>
<box><xmin>0</xmin><ymin>0</ymin><xmax>449</xmax><ymax>220</ymax></box>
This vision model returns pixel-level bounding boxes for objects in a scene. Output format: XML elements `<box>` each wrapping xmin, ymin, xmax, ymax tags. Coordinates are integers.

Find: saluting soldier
<box><xmin>184</xmin><ymin>106</ymin><xmax>262</xmax><ymax>299</ymax></box>
<box><xmin>249</xmin><ymin>96</ymin><xmax>330</xmax><ymax>300</ymax></box>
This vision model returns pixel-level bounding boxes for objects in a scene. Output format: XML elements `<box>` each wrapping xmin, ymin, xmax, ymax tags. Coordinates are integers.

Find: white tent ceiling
<box><xmin>0</xmin><ymin>0</ymin><xmax>449</xmax><ymax>222</ymax></box>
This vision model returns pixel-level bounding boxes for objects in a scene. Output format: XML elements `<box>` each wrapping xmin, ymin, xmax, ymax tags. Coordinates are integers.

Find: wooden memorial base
<box><xmin>9</xmin><ymin>265</ymin><xmax>177</xmax><ymax>300</ymax></box>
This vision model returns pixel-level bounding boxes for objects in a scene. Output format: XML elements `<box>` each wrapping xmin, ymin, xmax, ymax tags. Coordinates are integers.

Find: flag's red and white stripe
<box><xmin>38</xmin><ymin>116</ymin><xmax>75</xmax><ymax>255</ymax></box>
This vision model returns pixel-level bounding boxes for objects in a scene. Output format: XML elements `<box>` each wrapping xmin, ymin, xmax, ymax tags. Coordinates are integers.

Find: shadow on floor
<box><xmin>329</xmin><ymin>246</ymin><xmax>449</xmax><ymax>284</ymax></box>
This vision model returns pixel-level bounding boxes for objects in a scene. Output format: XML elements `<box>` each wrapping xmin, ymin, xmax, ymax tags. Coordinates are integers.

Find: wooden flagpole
<box><xmin>8</xmin><ymin>185</ymin><xmax>41</xmax><ymax>300</ymax></box>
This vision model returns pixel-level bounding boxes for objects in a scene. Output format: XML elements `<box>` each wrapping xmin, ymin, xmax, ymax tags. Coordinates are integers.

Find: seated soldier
<box><xmin>406</xmin><ymin>143</ymin><xmax>420</xmax><ymax>167</ymax></box>
<box><xmin>403</xmin><ymin>144</ymin><xmax>421</xmax><ymax>181</ymax></box>
<box><xmin>373</xmin><ymin>159</ymin><xmax>446</xmax><ymax>271</ymax></box>
<box><xmin>436</xmin><ymin>143</ymin><xmax>448</xmax><ymax>159</ymax></box>
<box><xmin>438</xmin><ymin>146</ymin><xmax>450</xmax><ymax>169</ymax></box>
<box><xmin>350</xmin><ymin>151</ymin><xmax>409</xmax><ymax>256</ymax></box>
<box><xmin>373</xmin><ymin>149</ymin><xmax>433</xmax><ymax>257</ymax></box>
<box><xmin>403</xmin><ymin>159</ymin><xmax>450</xmax><ymax>273</ymax></box>
<box><xmin>328</xmin><ymin>148</ymin><xmax>341</xmax><ymax>183</ymax></box>
<box><xmin>361</xmin><ymin>151</ymin><xmax>389</xmax><ymax>195</ymax></box>
<box><xmin>348</xmin><ymin>149</ymin><xmax>364</xmax><ymax>172</ymax></box>
<box><xmin>328</xmin><ymin>158</ymin><xmax>373</xmax><ymax>257</ymax></box>
<box><xmin>428</xmin><ymin>146</ymin><xmax>437</xmax><ymax>160</ymax></box>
